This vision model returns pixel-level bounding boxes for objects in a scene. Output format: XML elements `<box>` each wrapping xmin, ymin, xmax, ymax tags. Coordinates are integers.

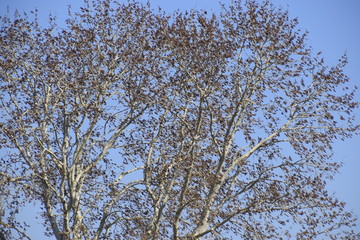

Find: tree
<box><xmin>0</xmin><ymin>0</ymin><xmax>359</xmax><ymax>239</ymax></box>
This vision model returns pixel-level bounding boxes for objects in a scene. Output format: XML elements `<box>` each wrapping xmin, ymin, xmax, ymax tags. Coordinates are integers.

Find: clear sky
<box><xmin>1</xmin><ymin>0</ymin><xmax>359</xmax><ymax>238</ymax></box>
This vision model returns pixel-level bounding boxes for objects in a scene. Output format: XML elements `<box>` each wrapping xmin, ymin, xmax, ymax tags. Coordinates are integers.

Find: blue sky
<box><xmin>1</xmin><ymin>0</ymin><xmax>359</xmax><ymax>238</ymax></box>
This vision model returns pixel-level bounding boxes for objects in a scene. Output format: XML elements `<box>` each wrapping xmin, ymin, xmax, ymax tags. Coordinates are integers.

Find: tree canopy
<box><xmin>0</xmin><ymin>0</ymin><xmax>359</xmax><ymax>239</ymax></box>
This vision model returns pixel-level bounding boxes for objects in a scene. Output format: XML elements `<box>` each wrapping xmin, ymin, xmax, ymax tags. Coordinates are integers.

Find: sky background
<box><xmin>1</xmin><ymin>0</ymin><xmax>359</xmax><ymax>239</ymax></box>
